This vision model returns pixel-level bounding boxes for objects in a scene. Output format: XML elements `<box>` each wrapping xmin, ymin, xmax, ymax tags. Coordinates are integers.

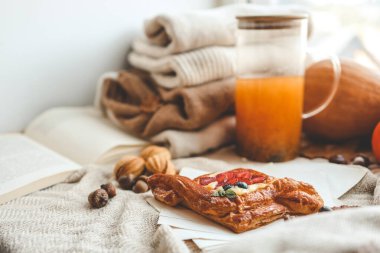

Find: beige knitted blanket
<box><xmin>135</xmin><ymin>4</ymin><xmax>312</xmax><ymax>58</ymax></box>
<box><xmin>128</xmin><ymin>47</ymin><xmax>236</xmax><ymax>88</ymax></box>
<box><xmin>0</xmin><ymin>157</ymin><xmax>379</xmax><ymax>253</ymax></box>
<box><xmin>0</xmin><ymin>166</ymin><xmax>188</xmax><ymax>253</ymax></box>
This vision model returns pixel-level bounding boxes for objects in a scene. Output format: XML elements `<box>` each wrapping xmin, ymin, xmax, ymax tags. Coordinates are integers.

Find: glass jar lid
<box><xmin>236</xmin><ymin>14</ymin><xmax>308</xmax><ymax>30</ymax></box>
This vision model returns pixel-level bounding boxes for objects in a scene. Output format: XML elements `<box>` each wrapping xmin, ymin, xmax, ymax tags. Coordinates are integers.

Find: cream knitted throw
<box><xmin>128</xmin><ymin>47</ymin><xmax>235</xmax><ymax>88</ymax></box>
<box><xmin>135</xmin><ymin>4</ymin><xmax>312</xmax><ymax>58</ymax></box>
<box><xmin>0</xmin><ymin>158</ymin><xmax>379</xmax><ymax>253</ymax></box>
<box><xmin>0</xmin><ymin>166</ymin><xmax>189</xmax><ymax>253</ymax></box>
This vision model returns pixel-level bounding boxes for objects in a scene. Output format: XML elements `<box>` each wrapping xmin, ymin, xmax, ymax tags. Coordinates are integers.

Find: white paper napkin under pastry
<box><xmin>146</xmin><ymin>160</ymin><xmax>367</xmax><ymax>251</ymax></box>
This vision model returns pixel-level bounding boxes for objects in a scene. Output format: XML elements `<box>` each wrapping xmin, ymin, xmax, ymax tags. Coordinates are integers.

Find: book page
<box><xmin>25</xmin><ymin>107</ymin><xmax>147</xmax><ymax>165</ymax></box>
<box><xmin>0</xmin><ymin>134</ymin><xmax>80</xmax><ymax>204</ymax></box>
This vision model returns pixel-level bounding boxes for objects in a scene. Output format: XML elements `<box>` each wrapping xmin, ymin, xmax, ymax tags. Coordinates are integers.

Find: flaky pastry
<box><xmin>147</xmin><ymin>168</ymin><xmax>324</xmax><ymax>233</ymax></box>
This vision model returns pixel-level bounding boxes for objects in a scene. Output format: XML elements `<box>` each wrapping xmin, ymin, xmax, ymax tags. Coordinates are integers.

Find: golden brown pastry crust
<box><xmin>147</xmin><ymin>168</ymin><xmax>324</xmax><ymax>233</ymax></box>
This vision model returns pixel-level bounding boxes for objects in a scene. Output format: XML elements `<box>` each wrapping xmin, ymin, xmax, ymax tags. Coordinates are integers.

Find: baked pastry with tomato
<box><xmin>147</xmin><ymin>168</ymin><xmax>324</xmax><ymax>233</ymax></box>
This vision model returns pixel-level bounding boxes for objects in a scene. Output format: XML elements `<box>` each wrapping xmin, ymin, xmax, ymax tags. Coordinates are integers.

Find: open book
<box><xmin>0</xmin><ymin>107</ymin><xmax>147</xmax><ymax>205</ymax></box>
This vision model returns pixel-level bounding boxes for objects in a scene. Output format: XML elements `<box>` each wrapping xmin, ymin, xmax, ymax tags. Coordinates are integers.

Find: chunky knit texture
<box><xmin>0</xmin><ymin>166</ymin><xmax>189</xmax><ymax>253</ymax></box>
<box><xmin>128</xmin><ymin>47</ymin><xmax>235</xmax><ymax>88</ymax></box>
<box><xmin>0</xmin><ymin>157</ymin><xmax>379</xmax><ymax>253</ymax></box>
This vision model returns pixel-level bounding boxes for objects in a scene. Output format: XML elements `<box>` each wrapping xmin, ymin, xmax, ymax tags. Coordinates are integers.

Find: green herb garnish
<box><xmin>225</xmin><ymin>189</ymin><xmax>237</xmax><ymax>199</ymax></box>
<box><xmin>218</xmin><ymin>190</ymin><xmax>226</xmax><ymax>197</ymax></box>
<box><xmin>211</xmin><ymin>191</ymin><xmax>220</xmax><ymax>197</ymax></box>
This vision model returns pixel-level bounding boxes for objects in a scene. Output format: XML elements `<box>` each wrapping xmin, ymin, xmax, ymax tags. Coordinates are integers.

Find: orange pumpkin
<box><xmin>373</xmin><ymin>122</ymin><xmax>380</xmax><ymax>163</ymax></box>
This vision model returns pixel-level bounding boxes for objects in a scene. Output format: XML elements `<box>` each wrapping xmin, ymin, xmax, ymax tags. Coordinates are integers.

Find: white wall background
<box><xmin>0</xmin><ymin>0</ymin><xmax>214</xmax><ymax>132</ymax></box>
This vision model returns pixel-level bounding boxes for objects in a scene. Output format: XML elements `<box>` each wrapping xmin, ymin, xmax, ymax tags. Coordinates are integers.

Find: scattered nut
<box><xmin>137</xmin><ymin>175</ymin><xmax>149</xmax><ymax>183</ymax></box>
<box><xmin>112</xmin><ymin>145</ymin><xmax>176</xmax><ymax>193</ymax></box>
<box><xmin>351</xmin><ymin>154</ymin><xmax>370</xmax><ymax>167</ymax></box>
<box><xmin>132</xmin><ymin>180</ymin><xmax>149</xmax><ymax>193</ymax></box>
<box><xmin>141</xmin><ymin>145</ymin><xmax>171</xmax><ymax>161</ymax></box>
<box><xmin>114</xmin><ymin>155</ymin><xmax>145</xmax><ymax>179</ymax></box>
<box><xmin>140</xmin><ymin>145</ymin><xmax>176</xmax><ymax>175</ymax></box>
<box><xmin>145</xmin><ymin>155</ymin><xmax>176</xmax><ymax>175</ymax></box>
<box><xmin>118</xmin><ymin>174</ymin><xmax>136</xmax><ymax>190</ymax></box>
<box><xmin>88</xmin><ymin>189</ymin><xmax>109</xmax><ymax>208</ymax></box>
<box><xmin>101</xmin><ymin>183</ymin><xmax>116</xmax><ymax>198</ymax></box>
<box><xmin>328</xmin><ymin>154</ymin><xmax>348</xmax><ymax>165</ymax></box>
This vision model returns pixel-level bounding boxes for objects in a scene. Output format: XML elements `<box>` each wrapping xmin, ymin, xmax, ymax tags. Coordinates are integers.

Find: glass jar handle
<box><xmin>302</xmin><ymin>55</ymin><xmax>341</xmax><ymax>119</ymax></box>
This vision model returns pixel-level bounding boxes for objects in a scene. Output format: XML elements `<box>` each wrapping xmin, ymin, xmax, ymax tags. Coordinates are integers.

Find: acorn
<box><xmin>132</xmin><ymin>180</ymin><xmax>149</xmax><ymax>193</ymax></box>
<box><xmin>118</xmin><ymin>174</ymin><xmax>137</xmax><ymax>190</ymax></box>
<box><xmin>88</xmin><ymin>189</ymin><xmax>109</xmax><ymax>208</ymax></box>
<box><xmin>101</xmin><ymin>183</ymin><xmax>117</xmax><ymax>198</ymax></box>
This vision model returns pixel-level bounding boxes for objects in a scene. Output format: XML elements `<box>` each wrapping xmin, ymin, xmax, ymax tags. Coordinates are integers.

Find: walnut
<box><xmin>145</xmin><ymin>155</ymin><xmax>176</xmax><ymax>175</ymax></box>
<box><xmin>113</xmin><ymin>145</ymin><xmax>176</xmax><ymax>192</ymax></box>
<box><xmin>141</xmin><ymin>145</ymin><xmax>176</xmax><ymax>175</ymax></box>
<box><xmin>141</xmin><ymin>145</ymin><xmax>171</xmax><ymax>160</ymax></box>
<box><xmin>113</xmin><ymin>155</ymin><xmax>145</xmax><ymax>180</ymax></box>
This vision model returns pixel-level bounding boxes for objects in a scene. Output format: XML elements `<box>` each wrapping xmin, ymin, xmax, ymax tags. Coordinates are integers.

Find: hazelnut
<box><xmin>132</xmin><ymin>180</ymin><xmax>149</xmax><ymax>193</ymax></box>
<box><xmin>114</xmin><ymin>155</ymin><xmax>145</xmax><ymax>179</ymax></box>
<box><xmin>88</xmin><ymin>189</ymin><xmax>109</xmax><ymax>208</ymax></box>
<box><xmin>351</xmin><ymin>154</ymin><xmax>370</xmax><ymax>167</ymax></box>
<box><xmin>141</xmin><ymin>145</ymin><xmax>171</xmax><ymax>161</ymax></box>
<box><xmin>328</xmin><ymin>154</ymin><xmax>347</xmax><ymax>165</ymax></box>
<box><xmin>118</xmin><ymin>174</ymin><xmax>136</xmax><ymax>190</ymax></box>
<box><xmin>136</xmin><ymin>175</ymin><xmax>149</xmax><ymax>183</ymax></box>
<box><xmin>101</xmin><ymin>183</ymin><xmax>116</xmax><ymax>198</ymax></box>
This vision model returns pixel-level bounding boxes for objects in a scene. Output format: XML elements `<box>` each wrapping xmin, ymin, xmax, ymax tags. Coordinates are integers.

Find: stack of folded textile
<box><xmin>96</xmin><ymin>4</ymin><xmax>310</xmax><ymax>158</ymax></box>
<box><xmin>96</xmin><ymin>70</ymin><xmax>235</xmax><ymax>158</ymax></box>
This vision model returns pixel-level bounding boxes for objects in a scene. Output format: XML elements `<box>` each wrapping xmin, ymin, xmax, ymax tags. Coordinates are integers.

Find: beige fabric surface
<box><xmin>214</xmin><ymin>206</ymin><xmax>380</xmax><ymax>253</ymax></box>
<box><xmin>152</xmin><ymin>116</ymin><xmax>236</xmax><ymax>158</ymax></box>
<box><xmin>0</xmin><ymin>156</ymin><xmax>379</xmax><ymax>253</ymax></box>
<box><xmin>128</xmin><ymin>46</ymin><xmax>235</xmax><ymax>88</ymax></box>
<box><xmin>0</xmin><ymin>166</ymin><xmax>189</xmax><ymax>253</ymax></box>
<box><xmin>100</xmin><ymin>70</ymin><xmax>234</xmax><ymax>137</ymax></box>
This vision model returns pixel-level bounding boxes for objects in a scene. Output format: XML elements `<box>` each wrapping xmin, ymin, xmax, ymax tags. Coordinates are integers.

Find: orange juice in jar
<box><xmin>236</xmin><ymin>76</ymin><xmax>304</xmax><ymax>162</ymax></box>
<box><xmin>235</xmin><ymin>15</ymin><xmax>341</xmax><ymax>162</ymax></box>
